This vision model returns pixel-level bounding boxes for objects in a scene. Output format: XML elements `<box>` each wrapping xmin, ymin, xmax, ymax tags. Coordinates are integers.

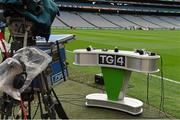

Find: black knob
<box><xmin>86</xmin><ymin>46</ymin><xmax>92</xmax><ymax>51</ymax></box>
<box><xmin>135</xmin><ymin>49</ymin><xmax>144</xmax><ymax>55</ymax></box>
<box><xmin>139</xmin><ymin>50</ymin><xmax>144</xmax><ymax>55</ymax></box>
<box><xmin>149</xmin><ymin>52</ymin><xmax>156</xmax><ymax>56</ymax></box>
<box><xmin>114</xmin><ymin>47</ymin><xmax>119</xmax><ymax>52</ymax></box>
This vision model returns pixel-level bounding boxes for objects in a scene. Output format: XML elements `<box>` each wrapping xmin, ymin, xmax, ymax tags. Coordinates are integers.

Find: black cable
<box><xmin>144</xmin><ymin>55</ymin><xmax>171</xmax><ymax>119</ymax></box>
<box><xmin>68</xmin><ymin>78</ymin><xmax>104</xmax><ymax>91</ymax></box>
<box><xmin>60</xmin><ymin>99</ymin><xmax>86</xmax><ymax>102</ymax></box>
<box><xmin>146</xmin><ymin>73</ymin><xmax>150</xmax><ymax>105</ymax></box>
<box><xmin>12</xmin><ymin>103</ymin><xmax>40</xmax><ymax>119</ymax></box>
<box><xmin>159</xmin><ymin>56</ymin><xmax>165</xmax><ymax>112</ymax></box>
<box><xmin>56</xmin><ymin>93</ymin><xmax>85</xmax><ymax>100</ymax></box>
<box><xmin>13</xmin><ymin>105</ymin><xmax>19</xmax><ymax>119</ymax></box>
<box><xmin>51</xmin><ymin>88</ymin><xmax>69</xmax><ymax>119</ymax></box>
<box><xmin>69</xmin><ymin>70</ymin><xmax>170</xmax><ymax>118</ymax></box>
<box><xmin>158</xmin><ymin>56</ymin><xmax>173</xmax><ymax>119</ymax></box>
<box><xmin>8</xmin><ymin>35</ymin><xmax>12</xmax><ymax>43</ymax></box>
<box><xmin>37</xmin><ymin>92</ymin><xmax>44</xmax><ymax>119</ymax></box>
<box><xmin>60</xmin><ymin>100</ymin><xmax>84</xmax><ymax>107</ymax></box>
<box><xmin>32</xmin><ymin>102</ymin><xmax>40</xmax><ymax>119</ymax></box>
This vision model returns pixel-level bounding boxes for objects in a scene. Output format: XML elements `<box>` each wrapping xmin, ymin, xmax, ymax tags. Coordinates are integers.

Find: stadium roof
<box><xmin>57</xmin><ymin>0</ymin><xmax>180</xmax><ymax>6</ymax></box>
<box><xmin>58</xmin><ymin>0</ymin><xmax>180</xmax><ymax>5</ymax></box>
<box><xmin>87</xmin><ymin>0</ymin><xmax>180</xmax><ymax>4</ymax></box>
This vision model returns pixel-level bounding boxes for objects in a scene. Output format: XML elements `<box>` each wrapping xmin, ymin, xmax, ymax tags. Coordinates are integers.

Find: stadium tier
<box><xmin>52</xmin><ymin>16</ymin><xmax>68</xmax><ymax>28</ymax></box>
<box><xmin>52</xmin><ymin>0</ymin><xmax>180</xmax><ymax>30</ymax></box>
<box><xmin>100</xmin><ymin>14</ymin><xmax>139</xmax><ymax>28</ymax></box>
<box><xmin>52</xmin><ymin>11</ymin><xmax>180</xmax><ymax>29</ymax></box>
<box><xmin>79</xmin><ymin>12</ymin><xmax>119</xmax><ymax>28</ymax></box>
<box><xmin>1</xmin><ymin>0</ymin><xmax>180</xmax><ymax>29</ymax></box>
<box><xmin>57</xmin><ymin>12</ymin><xmax>95</xmax><ymax>28</ymax></box>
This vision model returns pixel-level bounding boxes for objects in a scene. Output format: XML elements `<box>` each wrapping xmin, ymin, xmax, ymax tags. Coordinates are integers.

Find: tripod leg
<box><xmin>37</xmin><ymin>73</ymin><xmax>56</xmax><ymax>119</ymax></box>
<box><xmin>41</xmin><ymin>72</ymin><xmax>68</xmax><ymax>119</ymax></box>
<box><xmin>1</xmin><ymin>94</ymin><xmax>5</xmax><ymax>119</ymax></box>
<box><xmin>1</xmin><ymin>93</ymin><xmax>14</xmax><ymax>119</ymax></box>
<box><xmin>42</xmin><ymin>93</ymin><xmax>56</xmax><ymax>119</ymax></box>
<box><xmin>51</xmin><ymin>88</ymin><xmax>68</xmax><ymax>119</ymax></box>
<box><xmin>37</xmin><ymin>92</ymin><xmax>45</xmax><ymax>119</ymax></box>
<box><xmin>28</xmin><ymin>101</ymin><xmax>31</xmax><ymax>119</ymax></box>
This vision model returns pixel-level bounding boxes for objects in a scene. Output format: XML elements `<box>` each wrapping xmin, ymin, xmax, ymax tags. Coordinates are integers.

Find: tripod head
<box><xmin>1</xmin><ymin>0</ymin><xmax>59</xmax><ymax>41</ymax></box>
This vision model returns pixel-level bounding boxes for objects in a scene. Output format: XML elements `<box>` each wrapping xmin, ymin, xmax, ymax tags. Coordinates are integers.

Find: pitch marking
<box><xmin>150</xmin><ymin>74</ymin><xmax>180</xmax><ymax>85</ymax></box>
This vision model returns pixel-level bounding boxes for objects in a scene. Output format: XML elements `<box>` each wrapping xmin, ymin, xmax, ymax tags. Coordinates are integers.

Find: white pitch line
<box><xmin>150</xmin><ymin>74</ymin><xmax>180</xmax><ymax>85</ymax></box>
<box><xmin>66</xmin><ymin>50</ymin><xmax>180</xmax><ymax>85</ymax></box>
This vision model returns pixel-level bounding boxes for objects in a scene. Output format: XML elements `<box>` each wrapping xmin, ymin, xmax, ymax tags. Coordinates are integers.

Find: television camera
<box><xmin>0</xmin><ymin>0</ymin><xmax>68</xmax><ymax>119</ymax></box>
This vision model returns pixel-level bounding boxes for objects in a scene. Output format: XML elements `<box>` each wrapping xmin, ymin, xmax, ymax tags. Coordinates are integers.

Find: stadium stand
<box><xmin>100</xmin><ymin>14</ymin><xmax>138</xmax><ymax>28</ymax></box>
<box><xmin>52</xmin><ymin>0</ymin><xmax>180</xmax><ymax>30</ymax></box>
<box><xmin>120</xmin><ymin>15</ymin><xmax>162</xmax><ymax>29</ymax></box>
<box><xmin>156</xmin><ymin>16</ymin><xmax>180</xmax><ymax>27</ymax></box>
<box><xmin>53</xmin><ymin>12</ymin><xmax>180</xmax><ymax>29</ymax></box>
<box><xmin>56</xmin><ymin>12</ymin><xmax>95</xmax><ymax>28</ymax></box>
<box><xmin>79</xmin><ymin>12</ymin><xmax>119</xmax><ymax>28</ymax></box>
<box><xmin>52</xmin><ymin>16</ymin><xmax>68</xmax><ymax>28</ymax></box>
<box><xmin>141</xmin><ymin>16</ymin><xmax>177</xmax><ymax>28</ymax></box>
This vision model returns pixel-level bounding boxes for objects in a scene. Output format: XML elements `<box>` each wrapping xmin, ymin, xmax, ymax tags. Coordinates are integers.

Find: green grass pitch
<box><xmin>0</xmin><ymin>28</ymin><xmax>179</xmax><ymax>118</ymax></box>
<box><xmin>52</xmin><ymin>28</ymin><xmax>180</xmax><ymax>118</ymax></box>
<box><xmin>52</xmin><ymin>29</ymin><xmax>180</xmax><ymax>82</ymax></box>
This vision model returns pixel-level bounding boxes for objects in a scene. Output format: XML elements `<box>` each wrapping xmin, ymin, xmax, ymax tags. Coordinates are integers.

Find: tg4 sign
<box><xmin>98</xmin><ymin>54</ymin><xmax>125</xmax><ymax>67</ymax></box>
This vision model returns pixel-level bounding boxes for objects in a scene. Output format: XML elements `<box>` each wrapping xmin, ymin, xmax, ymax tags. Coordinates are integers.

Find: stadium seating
<box><xmin>120</xmin><ymin>15</ymin><xmax>162</xmax><ymax>29</ymax></box>
<box><xmin>52</xmin><ymin>11</ymin><xmax>180</xmax><ymax>29</ymax></box>
<box><xmin>159</xmin><ymin>16</ymin><xmax>180</xmax><ymax>27</ymax></box>
<box><xmin>79</xmin><ymin>12</ymin><xmax>119</xmax><ymax>28</ymax></box>
<box><xmin>141</xmin><ymin>16</ymin><xmax>177</xmax><ymax>29</ymax></box>
<box><xmin>100</xmin><ymin>14</ymin><xmax>139</xmax><ymax>28</ymax></box>
<box><xmin>175</xmin><ymin>17</ymin><xmax>180</xmax><ymax>21</ymax></box>
<box><xmin>56</xmin><ymin>12</ymin><xmax>95</xmax><ymax>28</ymax></box>
<box><xmin>52</xmin><ymin>16</ymin><xmax>68</xmax><ymax>28</ymax></box>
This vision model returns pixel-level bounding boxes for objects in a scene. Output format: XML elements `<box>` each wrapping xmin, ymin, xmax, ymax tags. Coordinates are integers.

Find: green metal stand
<box><xmin>101</xmin><ymin>67</ymin><xmax>125</xmax><ymax>101</ymax></box>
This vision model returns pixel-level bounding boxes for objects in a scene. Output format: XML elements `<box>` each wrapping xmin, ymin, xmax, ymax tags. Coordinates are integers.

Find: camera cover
<box><xmin>0</xmin><ymin>47</ymin><xmax>52</xmax><ymax>100</ymax></box>
<box><xmin>1</xmin><ymin>0</ymin><xmax>59</xmax><ymax>29</ymax></box>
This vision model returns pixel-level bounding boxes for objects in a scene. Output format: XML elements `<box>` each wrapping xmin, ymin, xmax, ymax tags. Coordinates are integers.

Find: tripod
<box><xmin>0</xmin><ymin>18</ymin><xmax>68</xmax><ymax>119</ymax></box>
<box><xmin>1</xmin><ymin>72</ymin><xmax>68</xmax><ymax>119</ymax></box>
